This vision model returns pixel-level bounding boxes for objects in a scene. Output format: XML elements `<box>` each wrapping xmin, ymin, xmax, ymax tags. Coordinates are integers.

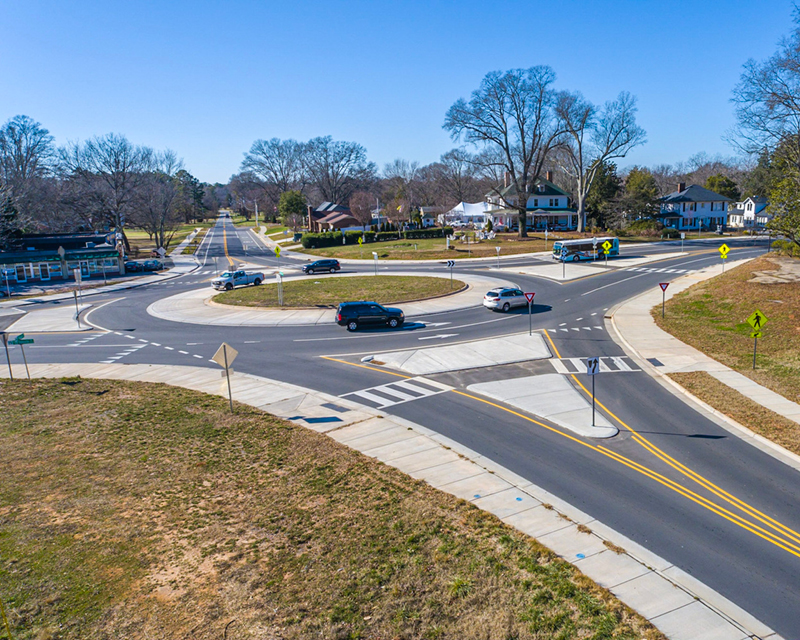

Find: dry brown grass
<box><xmin>0</xmin><ymin>378</ymin><xmax>663</xmax><ymax>640</ymax></box>
<box><xmin>654</xmin><ymin>255</ymin><xmax>800</xmax><ymax>404</ymax></box>
<box><xmin>669</xmin><ymin>371</ymin><xmax>800</xmax><ymax>456</ymax></box>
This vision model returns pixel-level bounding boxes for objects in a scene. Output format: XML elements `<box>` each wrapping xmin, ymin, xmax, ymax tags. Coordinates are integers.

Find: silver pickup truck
<box><xmin>211</xmin><ymin>269</ymin><xmax>265</xmax><ymax>291</ymax></box>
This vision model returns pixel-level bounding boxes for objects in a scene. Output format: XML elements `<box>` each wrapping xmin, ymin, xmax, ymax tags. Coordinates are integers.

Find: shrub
<box><xmin>485</xmin><ymin>218</ymin><xmax>493</xmax><ymax>232</ymax></box>
<box><xmin>662</xmin><ymin>228</ymin><xmax>680</xmax><ymax>239</ymax></box>
<box><xmin>376</xmin><ymin>231</ymin><xmax>401</xmax><ymax>241</ymax></box>
<box><xmin>403</xmin><ymin>228</ymin><xmax>447</xmax><ymax>239</ymax></box>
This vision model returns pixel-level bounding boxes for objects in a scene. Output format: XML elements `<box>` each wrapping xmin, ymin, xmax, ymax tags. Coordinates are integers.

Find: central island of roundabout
<box><xmin>147</xmin><ymin>271</ymin><xmax>520</xmax><ymax>326</ymax></box>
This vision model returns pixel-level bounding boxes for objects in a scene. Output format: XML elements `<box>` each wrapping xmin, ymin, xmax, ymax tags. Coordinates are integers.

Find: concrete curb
<box><xmin>0</xmin><ymin>361</ymin><xmax>779</xmax><ymax>640</ymax></box>
<box><xmin>606</xmin><ymin>257</ymin><xmax>800</xmax><ymax>475</ymax></box>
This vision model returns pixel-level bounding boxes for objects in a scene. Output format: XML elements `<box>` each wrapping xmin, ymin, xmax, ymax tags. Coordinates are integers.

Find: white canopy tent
<box><xmin>439</xmin><ymin>202</ymin><xmax>493</xmax><ymax>227</ymax></box>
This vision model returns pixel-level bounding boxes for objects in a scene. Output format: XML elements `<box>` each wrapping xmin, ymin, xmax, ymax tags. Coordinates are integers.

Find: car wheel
<box><xmin>388</xmin><ymin>317</ymin><xmax>399</xmax><ymax>328</ymax></box>
<box><xmin>307</xmin><ymin>269</ymin><xmax>314</xmax><ymax>275</ymax></box>
<box><xmin>253</xmin><ymin>278</ymin><xmax>261</xmax><ymax>286</ymax></box>
<box><xmin>502</xmin><ymin>302</ymin><xmax>510</xmax><ymax>312</ymax></box>
<box><xmin>347</xmin><ymin>320</ymin><xmax>358</xmax><ymax>332</ymax></box>
<box><xmin>225</xmin><ymin>283</ymin><xmax>233</xmax><ymax>291</ymax></box>
<box><xmin>329</xmin><ymin>268</ymin><xmax>335</xmax><ymax>273</ymax></box>
<box><xmin>572</xmin><ymin>255</ymin><xmax>580</xmax><ymax>262</ymax></box>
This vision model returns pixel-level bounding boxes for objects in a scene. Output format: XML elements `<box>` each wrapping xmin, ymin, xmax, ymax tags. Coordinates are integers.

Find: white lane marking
<box><xmin>612</xmin><ymin>356</ymin><xmax>634</xmax><ymax>371</ymax></box>
<box><xmin>164</xmin><ymin>346</ymin><xmax>174</xmax><ymax>350</ymax></box>
<box><xmin>551</xmin><ymin>359</ymin><xmax>570</xmax><ymax>374</ymax></box>
<box><xmin>151</xmin><ymin>342</ymin><xmax>161</xmax><ymax>346</ymax></box>
<box><xmin>138</xmin><ymin>339</ymin><xmax>148</xmax><ymax>343</ymax></box>
<box><xmin>341</xmin><ymin>377</ymin><xmax>453</xmax><ymax>409</ymax></box>
<box><xmin>193</xmin><ymin>354</ymin><xmax>203</xmax><ymax>359</ymax></box>
<box><xmin>179</xmin><ymin>350</ymin><xmax>189</xmax><ymax>354</ymax></box>
<box><xmin>418</xmin><ymin>333</ymin><xmax>458</xmax><ymax>341</ymax></box>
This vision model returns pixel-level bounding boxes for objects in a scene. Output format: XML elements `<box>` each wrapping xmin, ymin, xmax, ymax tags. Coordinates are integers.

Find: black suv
<box><xmin>336</xmin><ymin>301</ymin><xmax>404</xmax><ymax>332</ymax></box>
<box><xmin>303</xmin><ymin>259</ymin><xmax>341</xmax><ymax>275</ymax></box>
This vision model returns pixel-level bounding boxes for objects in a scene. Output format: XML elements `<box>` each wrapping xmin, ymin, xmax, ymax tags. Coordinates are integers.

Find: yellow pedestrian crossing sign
<box><xmin>602</xmin><ymin>240</ymin><xmax>612</xmax><ymax>255</ymax></box>
<box><xmin>358</xmin><ymin>236</ymin><xmax>363</xmax><ymax>245</ymax></box>
<box><xmin>274</xmin><ymin>245</ymin><xmax>281</xmax><ymax>257</ymax></box>
<box><xmin>718</xmin><ymin>243</ymin><xmax>730</xmax><ymax>258</ymax></box>
<box><xmin>747</xmin><ymin>309</ymin><xmax>767</xmax><ymax>330</ymax></box>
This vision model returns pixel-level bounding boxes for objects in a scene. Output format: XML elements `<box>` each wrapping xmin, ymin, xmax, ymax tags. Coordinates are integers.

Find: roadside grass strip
<box><xmin>0</xmin><ymin>378</ymin><xmax>661</xmax><ymax>640</ymax></box>
<box><xmin>213</xmin><ymin>275</ymin><xmax>466</xmax><ymax>308</ymax></box>
<box><xmin>654</xmin><ymin>255</ymin><xmax>800</xmax><ymax>404</ymax></box>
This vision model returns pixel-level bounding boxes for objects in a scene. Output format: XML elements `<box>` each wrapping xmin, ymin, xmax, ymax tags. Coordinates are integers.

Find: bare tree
<box><xmin>131</xmin><ymin>151</ymin><xmax>184</xmax><ymax>251</ymax></box>
<box><xmin>304</xmin><ymin>136</ymin><xmax>376</xmax><ymax>204</ymax></box>
<box><xmin>444</xmin><ymin>67</ymin><xmax>565</xmax><ymax>237</ymax></box>
<box><xmin>0</xmin><ymin>115</ymin><xmax>56</xmax><ymax>225</ymax></box>
<box><xmin>59</xmin><ymin>133</ymin><xmax>153</xmax><ymax>241</ymax></box>
<box><xmin>241</xmin><ymin>137</ymin><xmax>306</xmax><ymax>203</ymax></box>
<box><xmin>555</xmin><ymin>91</ymin><xmax>646</xmax><ymax>231</ymax></box>
<box><xmin>349</xmin><ymin>191</ymin><xmax>375</xmax><ymax>230</ymax></box>
<box><xmin>383</xmin><ymin>159</ymin><xmax>420</xmax><ymax>211</ymax></box>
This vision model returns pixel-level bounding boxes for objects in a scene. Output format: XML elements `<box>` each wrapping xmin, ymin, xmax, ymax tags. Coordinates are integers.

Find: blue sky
<box><xmin>0</xmin><ymin>0</ymin><xmax>793</xmax><ymax>183</ymax></box>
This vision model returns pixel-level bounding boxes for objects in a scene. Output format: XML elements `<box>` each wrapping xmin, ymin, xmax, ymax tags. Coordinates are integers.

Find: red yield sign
<box><xmin>525</xmin><ymin>292</ymin><xmax>535</xmax><ymax>303</ymax></box>
<box><xmin>659</xmin><ymin>282</ymin><xmax>669</xmax><ymax>292</ymax></box>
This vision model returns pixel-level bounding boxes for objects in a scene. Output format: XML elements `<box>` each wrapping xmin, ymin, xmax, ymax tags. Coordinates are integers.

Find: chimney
<box><xmin>545</xmin><ymin>171</ymin><xmax>553</xmax><ymax>182</ymax></box>
<box><xmin>504</xmin><ymin>171</ymin><xmax>511</xmax><ymax>188</ymax></box>
<box><xmin>678</xmin><ymin>182</ymin><xmax>686</xmax><ymax>193</ymax></box>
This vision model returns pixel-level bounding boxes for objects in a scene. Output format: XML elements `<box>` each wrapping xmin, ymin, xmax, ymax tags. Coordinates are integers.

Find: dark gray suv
<box><xmin>303</xmin><ymin>259</ymin><xmax>341</xmax><ymax>274</ymax></box>
<box><xmin>336</xmin><ymin>301</ymin><xmax>404</xmax><ymax>332</ymax></box>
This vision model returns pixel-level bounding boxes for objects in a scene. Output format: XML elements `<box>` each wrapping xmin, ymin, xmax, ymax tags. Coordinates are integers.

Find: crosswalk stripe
<box><xmin>369</xmin><ymin>385</ymin><xmax>418</xmax><ymax>402</ymax></box>
<box><xmin>611</xmin><ymin>356</ymin><xmax>633</xmax><ymax>371</ymax></box>
<box><xmin>551</xmin><ymin>359</ymin><xmax>570</xmax><ymax>374</ymax></box>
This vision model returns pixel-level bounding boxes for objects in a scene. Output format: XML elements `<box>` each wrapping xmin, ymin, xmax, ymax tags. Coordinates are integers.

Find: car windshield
<box><xmin>220</xmin><ymin>272</ymin><xmax>233</xmax><ymax>278</ymax></box>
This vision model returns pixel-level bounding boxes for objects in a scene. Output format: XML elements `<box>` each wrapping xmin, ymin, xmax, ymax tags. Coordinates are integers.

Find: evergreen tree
<box><xmin>0</xmin><ymin>195</ymin><xmax>22</xmax><ymax>251</ymax></box>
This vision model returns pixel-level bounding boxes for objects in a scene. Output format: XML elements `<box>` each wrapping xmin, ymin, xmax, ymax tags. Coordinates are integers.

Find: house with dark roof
<box><xmin>306</xmin><ymin>202</ymin><xmax>361</xmax><ymax>232</ymax></box>
<box><xmin>727</xmin><ymin>196</ymin><xmax>770</xmax><ymax>230</ymax></box>
<box><xmin>658</xmin><ymin>183</ymin><xmax>731</xmax><ymax>231</ymax></box>
<box><xmin>485</xmin><ymin>172</ymin><xmax>578</xmax><ymax>231</ymax></box>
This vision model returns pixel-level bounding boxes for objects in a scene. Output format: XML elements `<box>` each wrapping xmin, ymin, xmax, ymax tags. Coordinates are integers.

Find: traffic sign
<box><xmin>524</xmin><ymin>292</ymin><xmax>535</xmax><ymax>303</ymax></box>
<box><xmin>358</xmin><ymin>236</ymin><xmax>363</xmax><ymax>245</ymax></box>
<box><xmin>680</xmin><ymin>232</ymin><xmax>685</xmax><ymax>239</ymax></box>
<box><xmin>274</xmin><ymin>245</ymin><xmax>281</xmax><ymax>257</ymax></box>
<box><xmin>751</xmin><ymin>330</ymin><xmax>763</xmax><ymax>338</ymax></box>
<box><xmin>211</xmin><ymin>343</ymin><xmax>238</xmax><ymax>369</ymax></box>
<box><xmin>446</xmin><ymin>260</ymin><xmax>455</xmax><ymax>268</ymax></box>
<box><xmin>602</xmin><ymin>240</ymin><xmax>612</xmax><ymax>251</ymax></box>
<box><xmin>586</xmin><ymin>357</ymin><xmax>600</xmax><ymax>376</ymax></box>
<box><xmin>747</xmin><ymin>309</ymin><xmax>768</xmax><ymax>330</ymax></box>
<box><xmin>9</xmin><ymin>334</ymin><xmax>33</xmax><ymax>345</ymax></box>
<box><xmin>659</xmin><ymin>282</ymin><xmax>669</xmax><ymax>292</ymax></box>
<box><xmin>718</xmin><ymin>243</ymin><xmax>730</xmax><ymax>257</ymax></box>
<box><xmin>592</xmin><ymin>237</ymin><xmax>598</xmax><ymax>247</ymax></box>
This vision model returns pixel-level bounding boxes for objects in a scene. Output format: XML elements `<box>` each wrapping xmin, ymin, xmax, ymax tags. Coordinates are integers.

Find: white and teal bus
<box><xmin>552</xmin><ymin>237</ymin><xmax>620</xmax><ymax>261</ymax></box>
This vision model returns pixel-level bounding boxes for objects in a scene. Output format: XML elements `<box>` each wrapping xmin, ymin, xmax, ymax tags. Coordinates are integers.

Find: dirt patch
<box><xmin>749</xmin><ymin>255</ymin><xmax>800</xmax><ymax>284</ymax></box>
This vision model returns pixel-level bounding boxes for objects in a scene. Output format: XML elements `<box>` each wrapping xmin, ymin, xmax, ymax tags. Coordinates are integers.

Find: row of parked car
<box><xmin>124</xmin><ymin>259</ymin><xmax>164</xmax><ymax>272</ymax></box>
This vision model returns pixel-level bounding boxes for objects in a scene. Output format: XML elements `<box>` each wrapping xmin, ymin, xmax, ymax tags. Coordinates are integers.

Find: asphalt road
<box><xmin>5</xmin><ymin>216</ymin><xmax>797</xmax><ymax>635</ymax></box>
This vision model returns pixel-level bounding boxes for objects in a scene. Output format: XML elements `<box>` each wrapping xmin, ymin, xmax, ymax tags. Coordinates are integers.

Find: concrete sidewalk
<box><xmin>147</xmin><ymin>271</ymin><xmax>518</xmax><ymax>327</ymax></box>
<box><xmin>0</xmin><ymin>361</ymin><xmax>776</xmax><ymax>640</ymax></box>
<box><xmin>609</xmin><ymin>257</ymin><xmax>800</xmax><ymax>469</ymax></box>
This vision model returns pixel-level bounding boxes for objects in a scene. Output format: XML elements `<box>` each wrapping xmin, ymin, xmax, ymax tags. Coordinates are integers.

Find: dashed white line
<box><xmin>179</xmin><ymin>350</ymin><xmax>189</xmax><ymax>354</ymax></box>
<box><xmin>164</xmin><ymin>346</ymin><xmax>174</xmax><ymax>351</ymax></box>
<box><xmin>193</xmin><ymin>354</ymin><xmax>203</xmax><ymax>359</ymax></box>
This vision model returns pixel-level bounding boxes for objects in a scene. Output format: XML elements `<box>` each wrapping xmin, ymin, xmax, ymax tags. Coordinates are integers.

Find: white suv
<box><xmin>483</xmin><ymin>287</ymin><xmax>526</xmax><ymax>312</ymax></box>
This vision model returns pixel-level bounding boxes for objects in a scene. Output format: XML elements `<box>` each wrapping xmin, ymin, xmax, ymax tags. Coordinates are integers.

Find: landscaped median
<box><xmin>0</xmin><ymin>377</ymin><xmax>662</xmax><ymax>640</ymax></box>
<box><xmin>653</xmin><ymin>254</ymin><xmax>800</xmax><ymax>451</ymax></box>
<box><xmin>213</xmin><ymin>275</ymin><xmax>467</xmax><ymax>308</ymax></box>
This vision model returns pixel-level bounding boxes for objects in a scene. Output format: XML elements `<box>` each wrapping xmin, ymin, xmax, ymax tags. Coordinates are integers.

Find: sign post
<box><xmin>358</xmin><ymin>235</ymin><xmax>364</xmax><ymax>259</ymax></box>
<box><xmin>73</xmin><ymin>268</ymin><xmax>83</xmax><ymax>303</ymax></box>
<box><xmin>586</xmin><ymin>357</ymin><xmax>600</xmax><ymax>427</ymax></box>
<box><xmin>1</xmin><ymin>333</ymin><xmax>12</xmax><ymax>380</ymax></box>
<box><xmin>602</xmin><ymin>240</ymin><xmax>612</xmax><ymax>267</ymax></box>
<box><xmin>9</xmin><ymin>334</ymin><xmax>33</xmax><ymax>380</ymax></box>
<box><xmin>495</xmin><ymin>246</ymin><xmax>501</xmax><ymax>269</ymax></box>
<box><xmin>746</xmin><ymin>309</ymin><xmax>768</xmax><ymax>370</ymax></box>
<box><xmin>372</xmin><ymin>251</ymin><xmax>379</xmax><ymax>276</ymax></box>
<box><xmin>73</xmin><ymin>290</ymin><xmax>81</xmax><ymax>329</ymax></box>
<box><xmin>592</xmin><ymin>237</ymin><xmax>598</xmax><ymax>261</ymax></box>
<box><xmin>525</xmin><ymin>292</ymin><xmax>535</xmax><ymax>335</ymax></box>
<box><xmin>446</xmin><ymin>259</ymin><xmax>455</xmax><ymax>288</ymax></box>
<box><xmin>718</xmin><ymin>243</ymin><xmax>730</xmax><ymax>272</ymax></box>
<box><xmin>561</xmin><ymin>246</ymin><xmax>567</xmax><ymax>279</ymax></box>
<box><xmin>659</xmin><ymin>282</ymin><xmax>669</xmax><ymax>318</ymax></box>
<box><xmin>544</xmin><ymin>228</ymin><xmax>548</xmax><ymax>250</ymax></box>
<box><xmin>680</xmin><ymin>232</ymin><xmax>685</xmax><ymax>253</ymax></box>
<box><xmin>275</xmin><ymin>272</ymin><xmax>284</xmax><ymax>307</ymax></box>
<box><xmin>212</xmin><ymin>342</ymin><xmax>239</xmax><ymax>413</ymax></box>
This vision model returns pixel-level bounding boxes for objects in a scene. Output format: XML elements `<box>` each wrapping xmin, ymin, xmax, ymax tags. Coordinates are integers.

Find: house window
<box><xmin>533</xmin><ymin>199</ymin><xmax>538</xmax><ymax>207</ymax></box>
<box><xmin>689</xmin><ymin>203</ymin><xmax>696</xmax><ymax>211</ymax></box>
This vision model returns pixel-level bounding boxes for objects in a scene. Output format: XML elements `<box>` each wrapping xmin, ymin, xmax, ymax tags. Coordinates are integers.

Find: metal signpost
<box><xmin>446</xmin><ymin>259</ymin><xmax>455</xmax><ymax>288</ymax></box>
<box><xmin>719</xmin><ymin>243</ymin><xmax>730</xmax><ymax>271</ymax></box>
<box><xmin>372</xmin><ymin>251</ymin><xmax>379</xmax><ymax>276</ymax></box>
<box><xmin>1</xmin><ymin>333</ymin><xmax>12</xmax><ymax>380</ymax></box>
<box><xmin>9</xmin><ymin>334</ymin><xmax>33</xmax><ymax>380</ymax></box>
<box><xmin>73</xmin><ymin>290</ymin><xmax>81</xmax><ymax>329</ymax></box>
<box><xmin>586</xmin><ymin>357</ymin><xmax>600</xmax><ymax>427</ymax></box>
<box><xmin>659</xmin><ymin>282</ymin><xmax>669</xmax><ymax>318</ymax></box>
<box><xmin>495</xmin><ymin>246</ymin><xmax>501</xmax><ymax>269</ymax></box>
<box><xmin>2</xmin><ymin>271</ymin><xmax>10</xmax><ymax>299</ymax></box>
<box><xmin>73</xmin><ymin>268</ymin><xmax>83</xmax><ymax>303</ymax></box>
<box><xmin>592</xmin><ymin>237</ymin><xmax>598</xmax><ymax>261</ymax></box>
<box><xmin>602</xmin><ymin>240</ymin><xmax>612</xmax><ymax>267</ymax></box>
<box><xmin>746</xmin><ymin>309</ymin><xmax>767</xmax><ymax>370</ymax></box>
<box><xmin>561</xmin><ymin>246</ymin><xmax>567</xmax><ymax>279</ymax></box>
<box><xmin>275</xmin><ymin>272</ymin><xmax>284</xmax><ymax>307</ymax></box>
<box><xmin>680</xmin><ymin>232</ymin><xmax>685</xmax><ymax>253</ymax></box>
<box><xmin>212</xmin><ymin>343</ymin><xmax>238</xmax><ymax>413</ymax></box>
<box><xmin>525</xmin><ymin>292</ymin><xmax>535</xmax><ymax>335</ymax></box>
<box><xmin>544</xmin><ymin>228</ymin><xmax>548</xmax><ymax>250</ymax></box>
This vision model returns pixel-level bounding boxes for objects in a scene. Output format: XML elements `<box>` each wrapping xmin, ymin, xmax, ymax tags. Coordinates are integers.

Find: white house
<box><xmin>484</xmin><ymin>172</ymin><xmax>578</xmax><ymax>231</ymax></box>
<box><xmin>727</xmin><ymin>196</ymin><xmax>769</xmax><ymax>230</ymax></box>
<box><xmin>658</xmin><ymin>183</ymin><xmax>731</xmax><ymax>231</ymax></box>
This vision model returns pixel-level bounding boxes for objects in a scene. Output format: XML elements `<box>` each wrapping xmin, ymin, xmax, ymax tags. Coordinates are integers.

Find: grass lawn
<box><xmin>654</xmin><ymin>255</ymin><xmax>800</xmax><ymax>405</ymax></box>
<box><xmin>0</xmin><ymin>377</ymin><xmax>661</xmax><ymax>640</ymax></box>
<box><xmin>213</xmin><ymin>275</ymin><xmax>466</xmax><ymax>308</ymax></box>
<box><xmin>669</xmin><ymin>372</ymin><xmax>800</xmax><ymax>456</ymax></box>
<box><xmin>125</xmin><ymin>224</ymin><xmax>205</xmax><ymax>258</ymax></box>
